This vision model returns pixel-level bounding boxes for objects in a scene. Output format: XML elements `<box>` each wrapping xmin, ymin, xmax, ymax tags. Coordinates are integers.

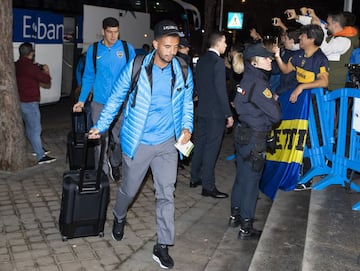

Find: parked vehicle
<box><xmin>12</xmin><ymin>1</ymin><xmax>201</xmax><ymax>104</ymax></box>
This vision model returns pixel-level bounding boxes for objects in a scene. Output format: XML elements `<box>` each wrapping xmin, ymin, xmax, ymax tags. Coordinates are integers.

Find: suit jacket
<box><xmin>195</xmin><ymin>50</ymin><xmax>232</xmax><ymax>120</ymax></box>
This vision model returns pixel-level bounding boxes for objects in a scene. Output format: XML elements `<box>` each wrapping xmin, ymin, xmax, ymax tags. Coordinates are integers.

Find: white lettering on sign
<box><xmin>23</xmin><ymin>16</ymin><xmax>33</xmax><ymax>38</ymax></box>
<box><xmin>22</xmin><ymin>15</ymin><xmax>63</xmax><ymax>41</ymax></box>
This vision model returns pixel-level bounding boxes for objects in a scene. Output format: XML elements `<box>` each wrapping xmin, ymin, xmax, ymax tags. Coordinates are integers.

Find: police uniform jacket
<box><xmin>234</xmin><ymin>62</ymin><xmax>281</xmax><ymax>132</ymax></box>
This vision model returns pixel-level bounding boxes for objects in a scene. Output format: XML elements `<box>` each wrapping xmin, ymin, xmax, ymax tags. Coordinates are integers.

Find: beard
<box><xmin>158</xmin><ymin>53</ymin><xmax>174</xmax><ymax>64</ymax></box>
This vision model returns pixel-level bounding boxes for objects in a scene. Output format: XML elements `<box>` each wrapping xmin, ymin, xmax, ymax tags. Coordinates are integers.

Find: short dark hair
<box><xmin>342</xmin><ymin>11</ymin><xmax>357</xmax><ymax>26</ymax></box>
<box><xmin>142</xmin><ymin>43</ymin><xmax>150</xmax><ymax>51</ymax></box>
<box><xmin>102</xmin><ymin>17</ymin><xmax>119</xmax><ymax>29</ymax></box>
<box><xmin>286</xmin><ymin>29</ymin><xmax>301</xmax><ymax>44</ymax></box>
<box><xmin>19</xmin><ymin>42</ymin><xmax>34</xmax><ymax>57</ymax></box>
<box><xmin>328</xmin><ymin>12</ymin><xmax>347</xmax><ymax>28</ymax></box>
<box><xmin>299</xmin><ymin>24</ymin><xmax>324</xmax><ymax>46</ymax></box>
<box><xmin>208</xmin><ymin>31</ymin><xmax>225</xmax><ymax>48</ymax></box>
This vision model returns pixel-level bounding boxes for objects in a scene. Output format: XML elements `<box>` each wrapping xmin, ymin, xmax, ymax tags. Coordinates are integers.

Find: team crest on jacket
<box><xmin>116</xmin><ymin>51</ymin><xmax>124</xmax><ymax>58</ymax></box>
<box><xmin>262</xmin><ymin>88</ymin><xmax>272</xmax><ymax>98</ymax></box>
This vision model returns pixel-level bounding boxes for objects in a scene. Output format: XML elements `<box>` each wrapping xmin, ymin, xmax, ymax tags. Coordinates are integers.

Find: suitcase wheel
<box><xmin>62</xmin><ymin>236</ymin><xmax>68</xmax><ymax>242</ymax></box>
<box><xmin>99</xmin><ymin>232</ymin><xmax>104</xmax><ymax>238</ymax></box>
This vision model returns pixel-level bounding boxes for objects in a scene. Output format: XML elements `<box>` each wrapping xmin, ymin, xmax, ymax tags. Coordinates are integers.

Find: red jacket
<box><xmin>15</xmin><ymin>57</ymin><xmax>51</xmax><ymax>102</ymax></box>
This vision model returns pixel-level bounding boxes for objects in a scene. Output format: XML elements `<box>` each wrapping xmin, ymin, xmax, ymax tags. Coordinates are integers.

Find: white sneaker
<box><xmin>32</xmin><ymin>149</ymin><xmax>50</xmax><ymax>156</ymax></box>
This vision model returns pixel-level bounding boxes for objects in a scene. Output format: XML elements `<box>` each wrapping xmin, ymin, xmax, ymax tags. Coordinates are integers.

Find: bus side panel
<box><xmin>83</xmin><ymin>5</ymin><xmax>153</xmax><ymax>50</ymax></box>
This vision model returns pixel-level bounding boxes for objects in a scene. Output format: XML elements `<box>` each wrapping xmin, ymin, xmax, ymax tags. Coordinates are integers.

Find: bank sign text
<box><xmin>13</xmin><ymin>8</ymin><xmax>63</xmax><ymax>44</ymax></box>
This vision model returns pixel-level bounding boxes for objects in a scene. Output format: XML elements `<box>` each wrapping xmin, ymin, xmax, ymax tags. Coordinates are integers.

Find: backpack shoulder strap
<box><xmin>92</xmin><ymin>41</ymin><xmax>98</xmax><ymax>74</ymax></box>
<box><xmin>110</xmin><ymin>54</ymin><xmax>145</xmax><ymax>124</ymax></box>
<box><xmin>174</xmin><ymin>56</ymin><xmax>189</xmax><ymax>87</ymax></box>
<box><xmin>130</xmin><ymin>54</ymin><xmax>145</xmax><ymax>90</ymax></box>
<box><xmin>128</xmin><ymin>54</ymin><xmax>146</xmax><ymax>107</ymax></box>
<box><xmin>121</xmin><ymin>40</ymin><xmax>129</xmax><ymax>63</ymax></box>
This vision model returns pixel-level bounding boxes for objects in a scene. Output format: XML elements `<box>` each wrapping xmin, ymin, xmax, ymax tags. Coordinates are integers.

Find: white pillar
<box><xmin>343</xmin><ymin>0</ymin><xmax>353</xmax><ymax>11</ymax></box>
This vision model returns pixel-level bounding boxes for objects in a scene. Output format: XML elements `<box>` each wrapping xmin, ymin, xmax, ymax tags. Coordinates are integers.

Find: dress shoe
<box><xmin>201</xmin><ymin>188</ymin><xmax>228</xmax><ymax>198</ymax></box>
<box><xmin>238</xmin><ymin>227</ymin><xmax>262</xmax><ymax>240</ymax></box>
<box><xmin>238</xmin><ymin>218</ymin><xmax>262</xmax><ymax>240</ymax></box>
<box><xmin>229</xmin><ymin>207</ymin><xmax>241</xmax><ymax>227</ymax></box>
<box><xmin>190</xmin><ymin>180</ymin><xmax>202</xmax><ymax>188</ymax></box>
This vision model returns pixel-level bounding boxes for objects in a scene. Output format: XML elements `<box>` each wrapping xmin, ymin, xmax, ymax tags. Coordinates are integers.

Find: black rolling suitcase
<box><xmin>67</xmin><ymin>110</ymin><xmax>95</xmax><ymax>170</ymax></box>
<box><xmin>67</xmin><ymin>131</ymin><xmax>95</xmax><ymax>170</ymax></box>
<box><xmin>59</xmin><ymin>136</ymin><xmax>110</xmax><ymax>241</ymax></box>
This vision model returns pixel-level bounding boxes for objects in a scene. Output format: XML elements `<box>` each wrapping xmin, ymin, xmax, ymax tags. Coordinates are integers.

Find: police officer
<box><xmin>229</xmin><ymin>43</ymin><xmax>282</xmax><ymax>240</ymax></box>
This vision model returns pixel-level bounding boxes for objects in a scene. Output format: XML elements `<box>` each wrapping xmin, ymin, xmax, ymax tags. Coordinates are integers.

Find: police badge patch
<box><xmin>262</xmin><ymin>88</ymin><xmax>272</xmax><ymax>98</ymax></box>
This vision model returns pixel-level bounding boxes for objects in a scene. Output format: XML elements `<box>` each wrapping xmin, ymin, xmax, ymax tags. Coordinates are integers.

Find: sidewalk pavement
<box><xmin>0</xmin><ymin>99</ymin><xmax>273</xmax><ymax>271</ymax></box>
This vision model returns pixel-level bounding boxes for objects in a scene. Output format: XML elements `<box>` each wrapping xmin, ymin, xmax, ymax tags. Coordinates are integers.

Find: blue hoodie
<box><xmin>79</xmin><ymin>39</ymin><xmax>135</xmax><ymax>104</ymax></box>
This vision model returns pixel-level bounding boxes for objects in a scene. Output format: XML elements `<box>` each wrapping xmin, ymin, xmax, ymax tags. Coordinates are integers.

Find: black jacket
<box><xmin>195</xmin><ymin>50</ymin><xmax>232</xmax><ymax>120</ymax></box>
<box><xmin>234</xmin><ymin>62</ymin><xmax>282</xmax><ymax>132</ymax></box>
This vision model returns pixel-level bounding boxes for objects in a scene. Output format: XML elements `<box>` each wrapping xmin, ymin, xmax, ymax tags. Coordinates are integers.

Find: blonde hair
<box><xmin>232</xmin><ymin>52</ymin><xmax>244</xmax><ymax>74</ymax></box>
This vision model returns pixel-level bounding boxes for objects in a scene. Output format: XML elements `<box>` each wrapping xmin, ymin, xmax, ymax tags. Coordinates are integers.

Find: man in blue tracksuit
<box><xmin>88</xmin><ymin>20</ymin><xmax>194</xmax><ymax>269</ymax></box>
<box><xmin>73</xmin><ymin>17</ymin><xmax>135</xmax><ymax>182</ymax></box>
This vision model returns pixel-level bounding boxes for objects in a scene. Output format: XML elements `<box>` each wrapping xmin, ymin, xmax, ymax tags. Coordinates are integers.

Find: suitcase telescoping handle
<box><xmin>72</xmin><ymin>110</ymin><xmax>85</xmax><ymax>145</ymax></box>
<box><xmin>78</xmin><ymin>134</ymin><xmax>106</xmax><ymax>192</ymax></box>
<box><xmin>72</xmin><ymin>108</ymin><xmax>90</xmax><ymax>132</ymax></box>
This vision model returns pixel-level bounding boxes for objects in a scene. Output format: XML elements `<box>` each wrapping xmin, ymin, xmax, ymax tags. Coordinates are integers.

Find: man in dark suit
<box><xmin>190</xmin><ymin>31</ymin><xmax>234</xmax><ymax>198</ymax></box>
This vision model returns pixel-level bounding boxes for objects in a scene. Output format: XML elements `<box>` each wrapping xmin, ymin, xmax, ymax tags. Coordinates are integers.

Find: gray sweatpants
<box><xmin>91</xmin><ymin>101</ymin><xmax>122</xmax><ymax>174</ymax></box>
<box><xmin>113</xmin><ymin>137</ymin><xmax>178</xmax><ymax>245</ymax></box>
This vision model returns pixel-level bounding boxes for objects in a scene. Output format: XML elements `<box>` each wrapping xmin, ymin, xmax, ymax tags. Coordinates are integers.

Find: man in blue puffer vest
<box><xmin>88</xmin><ymin>20</ymin><xmax>194</xmax><ymax>269</ymax></box>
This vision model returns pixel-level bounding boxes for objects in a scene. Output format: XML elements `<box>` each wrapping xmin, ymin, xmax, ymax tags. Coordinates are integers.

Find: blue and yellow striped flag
<box><xmin>260</xmin><ymin>89</ymin><xmax>311</xmax><ymax>200</ymax></box>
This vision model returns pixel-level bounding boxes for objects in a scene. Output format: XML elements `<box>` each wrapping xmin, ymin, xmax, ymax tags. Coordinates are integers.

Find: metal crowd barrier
<box><xmin>299</xmin><ymin>88</ymin><xmax>360</xmax><ymax>211</ymax></box>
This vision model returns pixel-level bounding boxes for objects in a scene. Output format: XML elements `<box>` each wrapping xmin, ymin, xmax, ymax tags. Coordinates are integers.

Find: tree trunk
<box><xmin>0</xmin><ymin>0</ymin><xmax>32</xmax><ymax>171</ymax></box>
<box><xmin>201</xmin><ymin>0</ymin><xmax>217</xmax><ymax>52</ymax></box>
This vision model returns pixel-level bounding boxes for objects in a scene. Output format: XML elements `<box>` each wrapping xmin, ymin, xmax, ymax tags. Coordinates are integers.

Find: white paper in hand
<box><xmin>174</xmin><ymin>133</ymin><xmax>194</xmax><ymax>157</ymax></box>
